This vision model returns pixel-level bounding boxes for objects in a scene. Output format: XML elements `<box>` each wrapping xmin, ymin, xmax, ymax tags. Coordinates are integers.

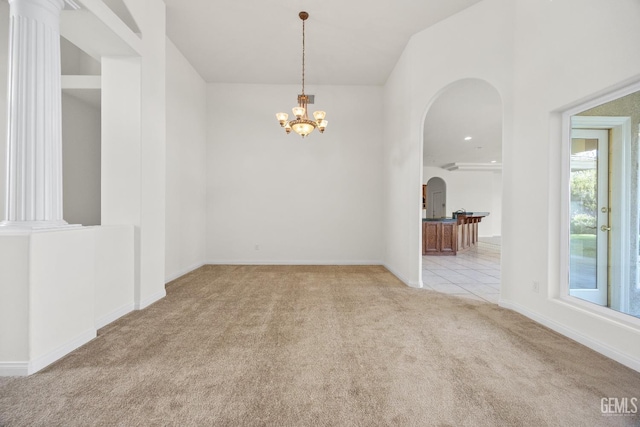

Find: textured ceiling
<box><xmin>163</xmin><ymin>0</ymin><xmax>482</xmax><ymax>85</ymax></box>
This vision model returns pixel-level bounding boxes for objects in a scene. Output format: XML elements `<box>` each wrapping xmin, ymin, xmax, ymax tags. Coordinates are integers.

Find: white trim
<box><xmin>61</xmin><ymin>0</ymin><xmax>142</xmax><ymax>56</ymax></box>
<box><xmin>562</xmin><ymin>114</ymin><xmax>634</xmax><ymax>312</ymax></box>
<box><xmin>29</xmin><ymin>329</ymin><xmax>96</xmax><ymax>375</ymax></box>
<box><xmin>383</xmin><ymin>263</ymin><xmax>422</xmax><ymax>288</ymax></box>
<box><xmin>206</xmin><ymin>260</ymin><xmax>419</xmax><ymax>287</ymax></box>
<box><xmin>556</xmin><ymin>294</ymin><xmax>640</xmax><ymax>329</ymax></box>
<box><xmin>563</xmin><ymin>80</ymin><xmax>640</xmax><ymax>117</ymax></box>
<box><xmin>0</xmin><ymin>362</ymin><xmax>30</xmax><ymax>377</ymax></box>
<box><xmin>1</xmin><ymin>329</ymin><xmax>97</xmax><ymax>376</ymax></box>
<box><xmin>134</xmin><ymin>289</ymin><xmax>166</xmax><ymax>310</ymax></box>
<box><xmin>206</xmin><ymin>260</ymin><xmax>384</xmax><ymax>266</ymax></box>
<box><xmin>165</xmin><ymin>262</ymin><xmax>205</xmax><ymax>284</ymax></box>
<box><xmin>95</xmin><ymin>302</ymin><xmax>134</xmax><ymax>330</ymax></box>
<box><xmin>499</xmin><ymin>299</ymin><xmax>640</xmax><ymax>373</ymax></box>
<box><xmin>568</xmin><ymin>127</ymin><xmax>609</xmax><ymax>305</ymax></box>
<box><xmin>63</xmin><ymin>0</ymin><xmax>81</xmax><ymax>10</ymax></box>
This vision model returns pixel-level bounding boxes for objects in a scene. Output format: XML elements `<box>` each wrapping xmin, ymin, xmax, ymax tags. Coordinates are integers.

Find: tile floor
<box><xmin>421</xmin><ymin>237</ymin><xmax>501</xmax><ymax>303</ymax></box>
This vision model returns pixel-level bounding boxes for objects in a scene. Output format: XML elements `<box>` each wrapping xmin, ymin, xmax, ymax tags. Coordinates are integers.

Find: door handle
<box><xmin>600</xmin><ymin>225</ymin><xmax>611</xmax><ymax>232</ymax></box>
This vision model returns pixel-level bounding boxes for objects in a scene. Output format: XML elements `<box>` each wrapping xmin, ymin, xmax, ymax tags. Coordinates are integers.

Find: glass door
<box><xmin>569</xmin><ymin>128</ymin><xmax>609</xmax><ymax>306</ymax></box>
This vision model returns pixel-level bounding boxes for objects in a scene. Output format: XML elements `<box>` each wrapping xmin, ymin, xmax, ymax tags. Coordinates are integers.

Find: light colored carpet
<box><xmin>1</xmin><ymin>265</ymin><xmax>639</xmax><ymax>426</ymax></box>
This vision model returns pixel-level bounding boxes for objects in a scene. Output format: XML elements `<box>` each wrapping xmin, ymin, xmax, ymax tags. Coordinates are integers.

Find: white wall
<box><xmin>0</xmin><ymin>1</ymin><xmax>8</xmax><ymax>220</ymax></box>
<box><xmin>120</xmin><ymin>0</ymin><xmax>166</xmax><ymax>308</ymax></box>
<box><xmin>130</xmin><ymin>0</ymin><xmax>166</xmax><ymax>309</ymax></box>
<box><xmin>423</xmin><ymin>167</ymin><xmax>502</xmax><ymax>237</ymax></box>
<box><xmin>29</xmin><ymin>229</ymin><xmax>95</xmax><ymax>365</ymax></box>
<box><xmin>383</xmin><ymin>0</ymin><xmax>515</xmax><ymax>286</ymax></box>
<box><xmin>0</xmin><ymin>226</ymin><xmax>134</xmax><ymax>376</ymax></box>
<box><xmin>0</xmin><ymin>235</ymin><xmax>29</xmax><ymax>364</ymax></box>
<box><xmin>384</xmin><ymin>0</ymin><xmax>640</xmax><ymax>370</ymax></box>
<box><xmin>504</xmin><ymin>0</ymin><xmax>640</xmax><ymax>369</ymax></box>
<box><xmin>207</xmin><ymin>83</ymin><xmax>383</xmax><ymax>264</ymax></box>
<box><xmin>0</xmin><ymin>229</ymin><xmax>97</xmax><ymax>376</ymax></box>
<box><xmin>62</xmin><ymin>93</ymin><xmax>101</xmax><ymax>226</ymax></box>
<box><xmin>94</xmin><ymin>225</ymin><xmax>134</xmax><ymax>329</ymax></box>
<box><xmin>491</xmin><ymin>171</ymin><xmax>502</xmax><ymax>236</ymax></box>
<box><xmin>165</xmin><ymin>38</ymin><xmax>207</xmax><ymax>282</ymax></box>
<box><xmin>100</xmin><ymin>0</ymin><xmax>166</xmax><ymax>309</ymax></box>
<box><xmin>60</xmin><ymin>37</ymin><xmax>100</xmax><ymax>75</ymax></box>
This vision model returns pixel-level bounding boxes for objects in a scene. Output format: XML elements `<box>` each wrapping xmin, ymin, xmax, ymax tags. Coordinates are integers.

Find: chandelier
<box><xmin>276</xmin><ymin>11</ymin><xmax>327</xmax><ymax>138</ymax></box>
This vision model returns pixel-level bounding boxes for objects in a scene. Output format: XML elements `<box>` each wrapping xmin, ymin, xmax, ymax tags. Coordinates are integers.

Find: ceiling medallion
<box><xmin>275</xmin><ymin>11</ymin><xmax>327</xmax><ymax>138</ymax></box>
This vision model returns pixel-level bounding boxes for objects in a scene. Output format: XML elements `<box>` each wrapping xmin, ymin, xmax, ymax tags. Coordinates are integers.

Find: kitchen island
<box><xmin>422</xmin><ymin>212</ymin><xmax>489</xmax><ymax>255</ymax></box>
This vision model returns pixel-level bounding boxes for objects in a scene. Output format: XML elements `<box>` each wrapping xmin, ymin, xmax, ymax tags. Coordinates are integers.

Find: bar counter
<box><xmin>422</xmin><ymin>212</ymin><xmax>489</xmax><ymax>255</ymax></box>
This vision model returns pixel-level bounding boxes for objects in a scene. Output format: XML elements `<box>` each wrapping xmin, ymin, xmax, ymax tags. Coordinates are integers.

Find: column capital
<box><xmin>8</xmin><ymin>0</ymin><xmax>65</xmax><ymax>10</ymax></box>
<box><xmin>8</xmin><ymin>0</ymin><xmax>65</xmax><ymax>28</ymax></box>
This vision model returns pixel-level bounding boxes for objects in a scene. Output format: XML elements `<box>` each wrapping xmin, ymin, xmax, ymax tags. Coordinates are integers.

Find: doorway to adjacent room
<box><xmin>425</xmin><ymin>177</ymin><xmax>446</xmax><ymax>219</ymax></box>
<box><xmin>420</xmin><ymin>78</ymin><xmax>504</xmax><ymax>294</ymax></box>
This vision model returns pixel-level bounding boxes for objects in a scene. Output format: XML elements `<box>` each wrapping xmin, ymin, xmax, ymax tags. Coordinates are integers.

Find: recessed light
<box><xmin>464</xmin><ymin>136</ymin><xmax>472</xmax><ymax>141</ymax></box>
<box><xmin>491</xmin><ymin>160</ymin><xmax>497</xmax><ymax>163</ymax></box>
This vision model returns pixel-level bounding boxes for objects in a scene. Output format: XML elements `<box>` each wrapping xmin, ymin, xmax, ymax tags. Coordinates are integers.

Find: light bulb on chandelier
<box><xmin>275</xmin><ymin>11</ymin><xmax>328</xmax><ymax>138</ymax></box>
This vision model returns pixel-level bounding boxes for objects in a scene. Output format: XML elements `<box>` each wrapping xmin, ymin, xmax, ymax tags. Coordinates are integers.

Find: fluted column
<box><xmin>1</xmin><ymin>0</ymin><xmax>67</xmax><ymax>229</ymax></box>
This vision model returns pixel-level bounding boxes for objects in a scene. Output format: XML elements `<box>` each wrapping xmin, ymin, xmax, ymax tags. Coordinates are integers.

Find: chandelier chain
<box><xmin>275</xmin><ymin>11</ymin><xmax>327</xmax><ymax>137</ymax></box>
<box><xmin>301</xmin><ymin>18</ymin><xmax>305</xmax><ymax>95</ymax></box>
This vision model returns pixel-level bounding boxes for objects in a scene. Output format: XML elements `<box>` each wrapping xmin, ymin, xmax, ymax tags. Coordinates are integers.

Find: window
<box><xmin>563</xmin><ymin>85</ymin><xmax>640</xmax><ymax>318</ymax></box>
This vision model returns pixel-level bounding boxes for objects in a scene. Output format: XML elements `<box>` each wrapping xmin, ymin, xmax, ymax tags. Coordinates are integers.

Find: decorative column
<box><xmin>0</xmin><ymin>0</ymin><xmax>67</xmax><ymax>229</ymax></box>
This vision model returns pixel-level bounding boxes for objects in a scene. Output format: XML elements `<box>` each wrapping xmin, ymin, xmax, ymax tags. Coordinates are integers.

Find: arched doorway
<box><xmin>419</xmin><ymin>78</ymin><xmax>503</xmax><ymax>301</ymax></box>
<box><xmin>425</xmin><ymin>177</ymin><xmax>446</xmax><ymax>219</ymax></box>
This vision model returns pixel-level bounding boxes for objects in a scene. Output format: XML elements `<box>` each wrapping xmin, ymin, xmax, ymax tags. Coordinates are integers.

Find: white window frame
<box><xmin>559</xmin><ymin>82</ymin><xmax>639</xmax><ymax>324</ymax></box>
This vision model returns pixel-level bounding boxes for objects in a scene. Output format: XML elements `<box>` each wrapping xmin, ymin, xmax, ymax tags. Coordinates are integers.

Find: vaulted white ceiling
<box><xmin>163</xmin><ymin>0</ymin><xmax>482</xmax><ymax>86</ymax></box>
<box><xmin>423</xmin><ymin>79</ymin><xmax>502</xmax><ymax>168</ymax></box>
<box><xmin>160</xmin><ymin>0</ymin><xmax>502</xmax><ymax>166</ymax></box>
<box><xmin>58</xmin><ymin>0</ymin><xmax>501</xmax><ymax>168</ymax></box>
<box><xmin>161</xmin><ymin>0</ymin><xmax>500</xmax><ymax>167</ymax></box>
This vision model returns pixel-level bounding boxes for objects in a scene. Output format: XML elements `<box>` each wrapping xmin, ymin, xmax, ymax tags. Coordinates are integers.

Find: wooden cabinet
<box><xmin>423</xmin><ymin>221</ymin><xmax>457</xmax><ymax>255</ymax></box>
<box><xmin>422</xmin><ymin>213</ymin><xmax>487</xmax><ymax>256</ymax></box>
<box><xmin>441</xmin><ymin>222</ymin><xmax>457</xmax><ymax>253</ymax></box>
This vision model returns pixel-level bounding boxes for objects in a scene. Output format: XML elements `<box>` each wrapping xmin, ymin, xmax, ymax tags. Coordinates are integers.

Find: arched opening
<box><xmin>425</xmin><ymin>177</ymin><xmax>446</xmax><ymax>219</ymax></box>
<box><xmin>420</xmin><ymin>78</ymin><xmax>503</xmax><ymax>303</ymax></box>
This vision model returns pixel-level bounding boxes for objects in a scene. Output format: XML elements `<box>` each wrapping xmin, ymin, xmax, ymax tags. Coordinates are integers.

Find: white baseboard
<box><xmin>165</xmin><ymin>262</ymin><xmax>205</xmax><ymax>284</ymax></box>
<box><xmin>499</xmin><ymin>299</ymin><xmax>640</xmax><ymax>373</ymax></box>
<box><xmin>95</xmin><ymin>302</ymin><xmax>134</xmax><ymax>330</ymax></box>
<box><xmin>135</xmin><ymin>289</ymin><xmax>166</xmax><ymax>310</ymax></box>
<box><xmin>206</xmin><ymin>260</ymin><xmax>384</xmax><ymax>266</ymax></box>
<box><xmin>1</xmin><ymin>329</ymin><xmax>97</xmax><ymax>377</ymax></box>
<box><xmin>0</xmin><ymin>362</ymin><xmax>29</xmax><ymax>377</ymax></box>
<box><xmin>30</xmin><ymin>329</ymin><xmax>96</xmax><ymax>375</ymax></box>
<box><xmin>383</xmin><ymin>263</ymin><xmax>422</xmax><ymax>288</ymax></box>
